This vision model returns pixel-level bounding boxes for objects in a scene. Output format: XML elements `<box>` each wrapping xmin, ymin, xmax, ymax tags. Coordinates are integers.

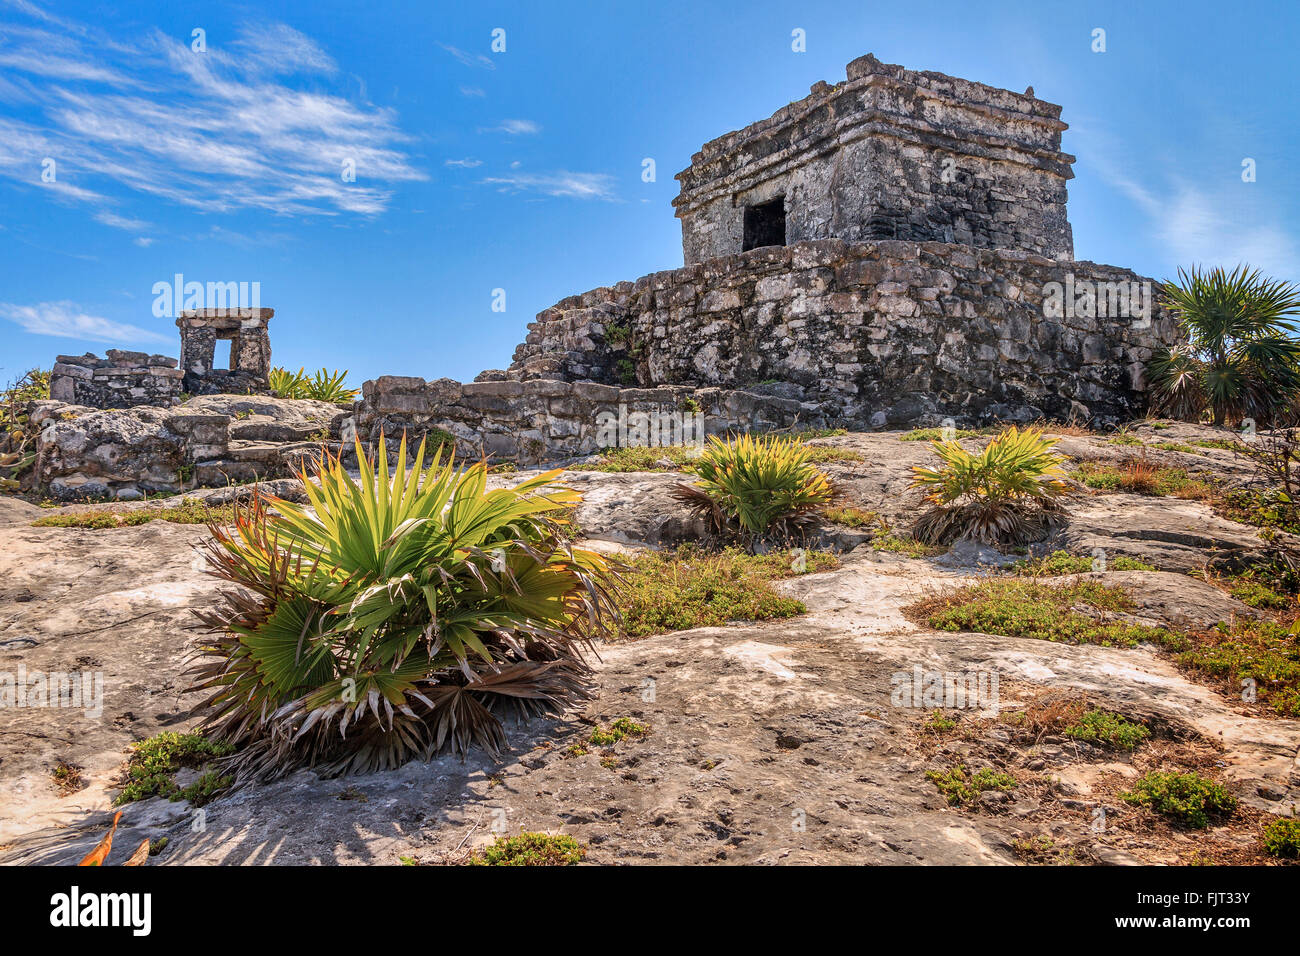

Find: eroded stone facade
<box><xmin>502</xmin><ymin>239</ymin><xmax>1175</xmax><ymax>427</ymax></box>
<box><xmin>674</xmin><ymin>54</ymin><xmax>1075</xmax><ymax>265</ymax></box>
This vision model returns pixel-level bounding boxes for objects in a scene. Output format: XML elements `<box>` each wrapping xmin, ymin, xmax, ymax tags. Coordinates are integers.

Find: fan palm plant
<box><xmin>671</xmin><ymin>433</ymin><xmax>833</xmax><ymax>540</ymax></box>
<box><xmin>188</xmin><ymin>435</ymin><xmax>618</xmax><ymax>781</ymax></box>
<box><xmin>911</xmin><ymin>426</ymin><xmax>1071</xmax><ymax>546</ymax></box>
<box><xmin>1147</xmin><ymin>265</ymin><xmax>1300</xmax><ymax>426</ymax></box>
<box><xmin>269</xmin><ymin>366</ymin><xmax>360</xmax><ymax>403</ymax></box>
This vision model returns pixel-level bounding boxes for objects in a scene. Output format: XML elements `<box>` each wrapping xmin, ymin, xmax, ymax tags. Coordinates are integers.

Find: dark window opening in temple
<box><xmin>743</xmin><ymin>196</ymin><xmax>786</xmax><ymax>251</ymax></box>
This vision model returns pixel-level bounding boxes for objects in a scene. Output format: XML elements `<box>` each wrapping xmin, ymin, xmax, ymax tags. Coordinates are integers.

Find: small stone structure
<box><xmin>49</xmin><ymin>350</ymin><xmax>184</xmax><ymax>408</ymax></box>
<box><xmin>177</xmin><ymin>307</ymin><xmax>274</xmax><ymax>395</ymax></box>
<box><xmin>673</xmin><ymin>54</ymin><xmax>1075</xmax><ymax>265</ymax></box>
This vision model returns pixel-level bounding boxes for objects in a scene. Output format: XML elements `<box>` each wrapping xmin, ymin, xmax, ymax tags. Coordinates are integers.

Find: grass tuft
<box><xmin>34</xmin><ymin>498</ymin><xmax>234</xmax><ymax>529</ymax></box>
<box><xmin>614</xmin><ymin>545</ymin><xmax>836</xmax><ymax>640</ymax></box>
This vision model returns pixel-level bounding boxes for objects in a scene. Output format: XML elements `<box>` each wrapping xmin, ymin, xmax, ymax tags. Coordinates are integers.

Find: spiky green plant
<box><xmin>303</xmin><ymin>368</ymin><xmax>360</xmax><ymax>403</ymax></box>
<box><xmin>268</xmin><ymin>366</ymin><xmax>308</xmax><ymax>398</ymax></box>
<box><xmin>670</xmin><ymin>433</ymin><xmax>833</xmax><ymax>538</ymax></box>
<box><xmin>910</xmin><ymin>426</ymin><xmax>1070</xmax><ymax>546</ymax></box>
<box><xmin>269</xmin><ymin>366</ymin><xmax>359</xmax><ymax>403</ymax></box>
<box><xmin>1147</xmin><ymin>265</ymin><xmax>1300</xmax><ymax>426</ymax></box>
<box><xmin>188</xmin><ymin>435</ymin><xmax>618</xmax><ymax>781</ymax></box>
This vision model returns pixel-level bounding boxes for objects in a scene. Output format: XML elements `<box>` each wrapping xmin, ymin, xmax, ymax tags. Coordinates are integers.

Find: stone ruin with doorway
<box><xmin>48</xmin><ymin>308</ymin><xmax>274</xmax><ymax>409</ymax></box>
<box><xmin>176</xmin><ymin>307</ymin><xmax>274</xmax><ymax>396</ymax></box>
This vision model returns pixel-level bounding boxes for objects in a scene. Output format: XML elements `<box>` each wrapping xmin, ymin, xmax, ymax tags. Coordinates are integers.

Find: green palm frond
<box><xmin>1152</xmin><ymin>265</ymin><xmax>1300</xmax><ymax>426</ymax></box>
<box><xmin>671</xmin><ymin>433</ymin><xmax>834</xmax><ymax>538</ymax></box>
<box><xmin>909</xmin><ymin>427</ymin><xmax>1069</xmax><ymax>546</ymax></box>
<box><xmin>187</xmin><ymin>434</ymin><xmax>618</xmax><ymax>782</ymax></box>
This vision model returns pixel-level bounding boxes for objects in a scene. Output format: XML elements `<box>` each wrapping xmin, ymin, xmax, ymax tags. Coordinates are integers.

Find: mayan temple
<box><xmin>454</xmin><ymin>54</ymin><xmax>1181</xmax><ymax>449</ymax></box>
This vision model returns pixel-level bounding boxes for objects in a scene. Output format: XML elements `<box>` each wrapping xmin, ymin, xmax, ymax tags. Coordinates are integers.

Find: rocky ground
<box><xmin>1</xmin><ymin>424</ymin><xmax>1298</xmax><ymax>865</ymax></box>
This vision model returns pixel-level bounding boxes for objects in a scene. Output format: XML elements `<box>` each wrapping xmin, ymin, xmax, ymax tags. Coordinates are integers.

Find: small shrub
<box><xmin>468</xmin><ymin>832</ymin><xmax>586</xmax><ymax>866</ymax></box>
<box><xmin>1176</xmin><ymin>619</ymin><xmax>1300</xmax><ymax>717</ymax></box>
<box><xmin>1121</xmin><ymin>771</ymin><xmax>1237</xmax><ymax>828</ymax></box>
<box><xmin>1262</xmin><ymin>817</ymin><xmax>1300</xmax><ymax>858</ymax></box>
<box><xmin>176</xmin><ymin>771</ymin><xmax>234</xmax><ymax>807</ymax></box>
<box><xmin>672</xmin><ymin>434</ymin><xmax>833</xmax><ymax>538</ymax></box>
<box><xmin>114</xmin><ymin>731</ymin><xmax>235</xmax><ymax>805</ymax></box>
<box><xmin>1062</xmin><ymin>710</ymin><xmax>1150</xmax><ymax>750</ymax></box>
<box><xmin>1076</xmin><ymin>459</ymin><xmax>1215</xmax><ymax>500</ymax></box>
<box><xmin>189</xmin><ymin>436</ymin><xmax>618</xmax><ymax>780</ymax></box>
<box><xmin>1216</xmin><ymin>488</ymin><xmax>1300</xmax><ymax>534</ymax></box>
<box><xmin>589</xmin><ymin>717</ymin><xmax>649</xmax><ymax>745</ymax></box>
<box><xmin>270</xmin><ymin>366</ymin><xmax>359</xmax><ymax>403</ymax></box>
<box><xmin>1227</xmin><ymin>577</ymin><xmax>1293</xmax><ymax>610</ymax></box>
<box><xmin>822</xmin><ymin>505</ymin><xmax>878</xmax><ymax>528</ymax></box>
<box><xmin>921</xmin><ymin>710</ymin><xmax>957</xmax><ymax>734</ymax></box>
<box><xmin>911</xmin><ymin>427</ymin><xmax>1070</xmax><ymax>546</ymax></box>
<box><xmin>871</xmin><ymin>531</ymin><xmax>945</xmax><ymax>558</ymax></box>
<box><xmin>926</xmin><ymin>763</ymin><xmax>1017</xmax><ymax>805</ymax></box>
<box><xmin>1</xmin><ymin>368</ymin><xmax>50</xmax><ymax>489</ymax></box>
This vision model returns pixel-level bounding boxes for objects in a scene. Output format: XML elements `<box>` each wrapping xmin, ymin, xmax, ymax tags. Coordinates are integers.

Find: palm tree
<box><xmin>1147</xmin><ymin>265</ymin><xmax>1300</xmax><ymax>426</ymax></box>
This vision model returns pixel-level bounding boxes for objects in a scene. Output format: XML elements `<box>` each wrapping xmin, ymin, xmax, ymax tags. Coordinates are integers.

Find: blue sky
<box><xmin>1</xmin><ymin>0</ymin><xmax>1296</xmax><ymax>386</ymax></box>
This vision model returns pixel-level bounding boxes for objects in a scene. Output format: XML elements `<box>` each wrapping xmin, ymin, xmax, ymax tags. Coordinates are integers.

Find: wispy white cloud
<box><xmin>0</xmin><ymin>3</ymin><xmax>424</xmax><ymax>229</ymax></box>
<box><xmin>480</xmin><ymin>118</ymin><xmax>540</xmax><ymax>136</ymax></box>
<box><xmin>439</xmin><ymin>43</ymin><xmax>494</xmax><ymax>70</ymax></box>
<box><xmin>0</xmin><ymin>300</ymin><xmax>170</xmax><ymax>343</ymax></box>
<box><xmin>444</xmin><ymin>157</ymin><xmax>482</xmax><ymax>168</ymax></box>
<box><xmin>94</xmin><ymin>210</ymin><xmax>152</xmax><ymax>232</ymax></box>
<box><xmin>480</xmin><ymin>170</ymin><xmax>618</xmax><ymax>201</ymax></box>
<box><xmin>459</xmin><ymin>85</ymin><xmax>485</xmax><ymax>98</ymax></box>
<box><xmin>1076</xmin><ymin>121</ymin><xmax>1298</xmax><ymax>278</ymax></box>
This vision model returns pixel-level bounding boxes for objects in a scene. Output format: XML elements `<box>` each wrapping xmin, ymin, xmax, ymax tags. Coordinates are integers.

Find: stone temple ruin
<box><xmin>356</xmin><ymin>54</ymin><xmax>1180</xmax><ymax>461</ymax></box>
<box><xmin>31</xmin><ymin>55</ymin><xmax>1185</xmax><ymax>497</ymax></box>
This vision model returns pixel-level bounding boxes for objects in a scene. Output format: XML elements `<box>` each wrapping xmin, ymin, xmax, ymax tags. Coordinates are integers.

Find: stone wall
<box><xmin>674</xmin><ymin>54</ymin><xmax>1075</xmax><ymax>265</ymax></box>
<box><xmin>29</xmin><ymin>401</ymin><xmax>229</xmax><ymax>500</ymax></box>
<box><xmin>501</xmin><ymin>238</ymin><xmax>1179</xmax><ymax>428</ymax></box>
<box><xmin>49</xmin><ymin>351</ymin><xmax>184</xmax><ymax>409</ymax></box>
<box><xmin>353</xmin><ymin>376</ymin><xmax>828</xmax><ymax>465</ymax></box>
